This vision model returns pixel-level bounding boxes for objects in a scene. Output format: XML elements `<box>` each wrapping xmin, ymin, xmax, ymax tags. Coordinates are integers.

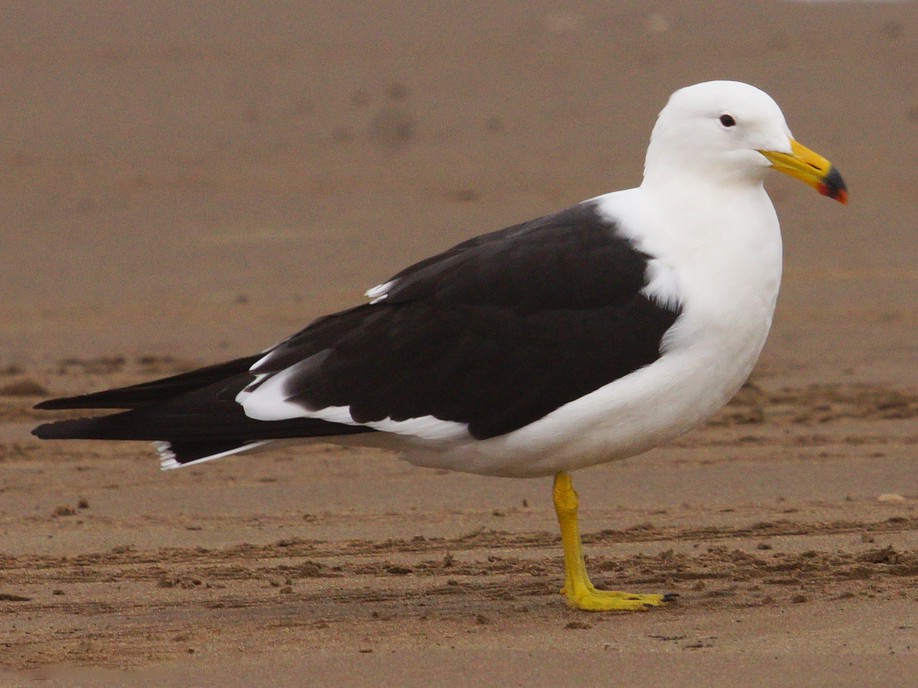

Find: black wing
<box><xmin>31</xmin><ymin>355</ymin><xmax>372</xmax><ymax>455</ymax></box>
<box><xmin>249</xmin><ymin>201</ymin><xmax>682</xmax><ymax>439</ymax></box>
<box><xmin>34</xmin><ymin>355</ymin><xmax>261</xmax><ymax>410</ymax></box>
<box><xmin>33</xmin><ymin>200</ymin><xmax>681</xmax><ymax>458</ymax></box>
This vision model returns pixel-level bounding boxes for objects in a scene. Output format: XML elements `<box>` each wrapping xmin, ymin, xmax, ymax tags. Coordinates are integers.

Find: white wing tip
<box><xmin>153</xmin><ymin>439</ymin><xmax>274</xmax><ymax>471</ymax></box>
<box><xmin>154</xmin><ymin>441</ymin><xmax>181</xmax><ymax>470</ymax></box>
<box><xmin>365</xmin><ymin>279</ymin><xmax>396</xmax><ymax>303</ymax></box>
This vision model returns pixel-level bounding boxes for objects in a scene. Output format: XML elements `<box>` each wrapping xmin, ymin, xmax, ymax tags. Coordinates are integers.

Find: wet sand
<box><xmin>1</xmin><ymin>2</ymin><xmax>916</xmax><ymax>686</ymax></box>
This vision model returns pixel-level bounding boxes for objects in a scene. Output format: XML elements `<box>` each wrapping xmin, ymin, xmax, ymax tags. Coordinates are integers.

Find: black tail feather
<box><xmin>32</xmin><ymin>405</ymin><xmax>374</xmax><ymax>443</ymax></box>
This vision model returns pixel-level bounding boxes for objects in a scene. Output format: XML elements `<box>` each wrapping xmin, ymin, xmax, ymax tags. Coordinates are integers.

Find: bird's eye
<box><xmin>719</xmin><ymin>114</ymin><xmax>737</xmax><ymax>128</ymax></box>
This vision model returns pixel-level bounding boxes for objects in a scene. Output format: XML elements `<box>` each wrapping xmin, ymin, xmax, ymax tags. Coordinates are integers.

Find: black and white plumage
<box><xmin>33</xmin><ymin>81</ymin><xmax>847</xmax><ymax>480</ymax></box>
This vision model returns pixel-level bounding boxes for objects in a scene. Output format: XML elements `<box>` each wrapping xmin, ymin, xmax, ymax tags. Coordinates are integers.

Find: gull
<box><xmin>34</xmin><ymin>81</ymin><xmax>847</xmax><ymax>611</ymax></box>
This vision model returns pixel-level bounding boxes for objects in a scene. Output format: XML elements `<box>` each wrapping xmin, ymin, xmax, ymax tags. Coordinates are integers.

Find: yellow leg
<box><xmin>553</xmin><ymin>471</ymin><xmax>671</xmax><ymax>611</ymax></box>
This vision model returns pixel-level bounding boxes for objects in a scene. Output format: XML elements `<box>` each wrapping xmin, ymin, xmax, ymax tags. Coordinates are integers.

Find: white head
<box><xmin>643</xmin><ymin>81</ymin><xmax>847</xmax><ymax>203</ymax></box>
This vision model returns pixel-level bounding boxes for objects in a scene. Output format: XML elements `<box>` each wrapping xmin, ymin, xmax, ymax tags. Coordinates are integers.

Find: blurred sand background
<box><xmin>0</xmin><ymin>1</ymin><xmax>916</xmax><ymax>686</ymax></box>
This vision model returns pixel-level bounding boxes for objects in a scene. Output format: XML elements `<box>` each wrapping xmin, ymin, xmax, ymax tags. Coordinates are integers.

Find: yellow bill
<box><xmin>760</xmin><ymin>139</ymin><xmax>848</xmax><ymax>204</ymax></box>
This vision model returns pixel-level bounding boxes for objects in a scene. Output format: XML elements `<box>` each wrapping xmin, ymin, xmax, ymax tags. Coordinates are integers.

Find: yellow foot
<box><xmin>561</xmin><ymin>585</ymin><xmax>673</xmax><ymax>612</ymax></box>
<box><xmin>553</xmin><ymin>471</ymin><xmax>676</xmax><ymax>612</ymax></box>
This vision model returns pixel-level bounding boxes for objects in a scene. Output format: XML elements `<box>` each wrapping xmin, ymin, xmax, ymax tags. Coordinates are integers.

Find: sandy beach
<box><xmin>1</xmin><ymin>2</ymin><xmax>916</xmax><ymax>686</ymax></box>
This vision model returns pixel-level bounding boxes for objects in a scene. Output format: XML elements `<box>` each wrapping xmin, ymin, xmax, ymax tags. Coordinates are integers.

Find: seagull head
<box><xmin>643</xmin><ymin>80</ymin><xmax>847</xmax><ymax>204</ymax></box>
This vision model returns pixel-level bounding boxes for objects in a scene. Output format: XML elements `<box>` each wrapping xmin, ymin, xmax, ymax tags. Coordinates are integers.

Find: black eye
<box><xmin>719</xmin><ymin>114</ymin><xmax>736</xmax><ymax>127</ymax></box>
